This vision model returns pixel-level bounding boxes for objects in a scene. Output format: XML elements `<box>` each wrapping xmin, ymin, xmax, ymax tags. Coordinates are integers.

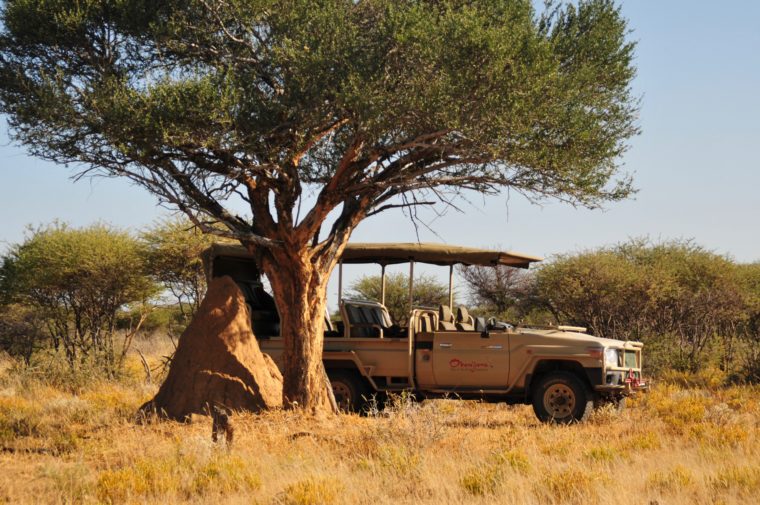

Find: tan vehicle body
<box><xmin>258</xmin><ymin>304</ymin><xmax>645</xmax><ymax>400</ymax></box>
<box><xmin>204</xmin><ymin>243</ymin><xmax>647</xmax><ymax>422</ymax></box>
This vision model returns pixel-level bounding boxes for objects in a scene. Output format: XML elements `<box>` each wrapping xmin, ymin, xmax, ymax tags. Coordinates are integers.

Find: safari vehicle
<box><xmin>204</xmin><ymin>243</ymin><xmax>647</xmax><ymax>423</ymax></box>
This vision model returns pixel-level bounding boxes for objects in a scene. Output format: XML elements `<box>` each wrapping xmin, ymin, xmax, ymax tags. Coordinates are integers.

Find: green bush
<box><xmin>535</xmin><ymin>240</ymin><xmax>755</xmax><ymax>377</ymax></box>
<box><xmin>0</xmin><ymin>223</ymin><xmax>158</xmax><ymax>374</ymax></box>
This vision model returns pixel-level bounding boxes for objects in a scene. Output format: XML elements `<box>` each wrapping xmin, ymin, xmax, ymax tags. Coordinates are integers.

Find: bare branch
<box><xmin>366</xmin><ymin>200</ymin><xmax>435</xmax><ymax>217</ymax></box>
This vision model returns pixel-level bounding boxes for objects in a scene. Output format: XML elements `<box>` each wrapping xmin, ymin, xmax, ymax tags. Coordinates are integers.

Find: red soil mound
<box><xmin>141</xmin><ymin>275</ymin><xmax>282</xmax><ymax>420</ymax></box>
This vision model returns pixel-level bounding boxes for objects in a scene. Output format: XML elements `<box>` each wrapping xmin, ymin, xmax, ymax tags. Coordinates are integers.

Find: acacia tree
<box><xmin>0</xmin><ymin>0</ymin><xmax>638</xmax><ymax>411</ymax></box>
<box><xmin>0</xmin><ymin>224</ymin><xmax>157</xmax><ymax>374</ymax></box>
<box><xmin>459</xmin><ymin>264</ymin><xmax>538</xmax><ymax>318</ymax></box>
<box><xmin>141</xmin><ymin>217</ymin><xmax>219</xmax><ymax>318</ymax></box>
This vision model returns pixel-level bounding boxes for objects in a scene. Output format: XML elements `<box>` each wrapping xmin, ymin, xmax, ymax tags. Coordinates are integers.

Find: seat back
<box><xmin>456</xmin><ymin>306</ymin><xmax>475</xmax><ymax>331</ymax></box>
<box><xmin>345</xmin><ymin>304</ymin><xmax>366</xmax><ymax>324</ymax></box>
<box><xmin>366</xmin><ymin>305</ymin><xmax>393</xmax><ymax>328</ymax></box>
<box><xmin>345</xmin><ymin>304</ymin><xmax>373</xmax><ymax>337</ymax></box>
<box><xmin>438</xmin><ymin>305</ymin><xmax>457</xmax><ymax>331</ymax></box>
<box><xmin>341</xmin><ymin>300</ymin><xmax>393</xmax><ymax>338</ymax></box>
<box><xmin>239</xmin><ymin>281</ymin><xmax>280</xmax><ymax>336</ymax></box>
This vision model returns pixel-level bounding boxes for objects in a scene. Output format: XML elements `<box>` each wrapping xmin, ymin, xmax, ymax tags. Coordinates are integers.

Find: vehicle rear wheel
<box><xmin>327</xmin><ymin>370</ymin><xmax>369</xmax><ymax>413</ymax></box>
<box><xmin>531</xmin><ymin>372</ymin><xmax>593</xmax><ymax>424</ymax></box>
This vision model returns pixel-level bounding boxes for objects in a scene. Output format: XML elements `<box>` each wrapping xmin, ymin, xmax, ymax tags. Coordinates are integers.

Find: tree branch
<box><xmin>291</xmin><ymin>118</ymin><xmax>349</xmax><ymax>167</ymax></box>
<box><xmin>366</xmin><ymin>200</ymin><xmax>435</xmax><ymax>217</ymax></box>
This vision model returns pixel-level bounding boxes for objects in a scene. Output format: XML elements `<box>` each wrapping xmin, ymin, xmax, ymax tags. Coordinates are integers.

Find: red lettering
<box><xmin>448</xmin><ymin>358</ymin><xmax>492</xmax><ymax>371</ymax></box>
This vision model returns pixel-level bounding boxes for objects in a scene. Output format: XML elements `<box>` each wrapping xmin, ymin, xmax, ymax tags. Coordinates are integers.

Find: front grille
<box><xmin>606</xmin><ymin>370</ymin><xmax>641</xmax><ymax>385</ymax></box>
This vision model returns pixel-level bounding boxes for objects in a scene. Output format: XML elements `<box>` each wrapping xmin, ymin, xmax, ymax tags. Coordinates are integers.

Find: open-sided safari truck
<box><xmin>203</xmin><ymin>243</ymin><xmax>647</xmax><ymax>423</ymax></box>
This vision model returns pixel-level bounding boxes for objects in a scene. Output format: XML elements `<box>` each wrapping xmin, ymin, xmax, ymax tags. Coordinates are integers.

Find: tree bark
<box><xmin>260</xmin><ymin>245</ymin><xmax>338</xmax><ymax>414</ymax></box>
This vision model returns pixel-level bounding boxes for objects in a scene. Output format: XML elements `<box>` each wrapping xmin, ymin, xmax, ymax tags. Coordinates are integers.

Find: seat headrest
<box><xmin>439</xmin><ymin>304</ymin><xmax>454</xmax><ymax>322</ymax></box>
<box><xmin>457</xmin><ymin>306</ymin><xmax>470</xmax><ymax>322</ymax></box>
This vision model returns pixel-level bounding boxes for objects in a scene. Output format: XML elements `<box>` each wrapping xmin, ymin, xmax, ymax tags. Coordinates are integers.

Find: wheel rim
<box><xmin>331</xmin><ymin>381</ymin><xmax>353</xmax><ymax>411</ymax></box>
<box><xmin>543</xmin><ymin>384</ymin><xmax>576</xmax><ymax>419</ymax></box>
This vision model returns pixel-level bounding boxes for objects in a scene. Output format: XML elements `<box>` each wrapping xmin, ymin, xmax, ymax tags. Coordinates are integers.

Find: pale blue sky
<box><xmin>1</xmin><ymin>1</ymin><xmax>759</xmax><ymax>306</ymax></box>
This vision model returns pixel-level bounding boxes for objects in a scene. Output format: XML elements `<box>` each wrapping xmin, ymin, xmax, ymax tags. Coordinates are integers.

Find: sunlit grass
<box><xmin>96</xmin><ymin>453</ymin><xmax>261</xmax><ymax>503</ymax></box>
<box><xmin>279</xmin><ymin>476</ymin><xmax>343</xmax><ymax>505</ymax></box>
<box><xmin>1</xmin><ymin>349</ymin><xmax>758</xmax><ymax>504</ymax></box>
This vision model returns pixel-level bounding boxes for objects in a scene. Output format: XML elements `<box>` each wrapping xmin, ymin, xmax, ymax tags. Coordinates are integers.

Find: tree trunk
<box><xmin>260</xmin><ymin>246</ymin><xmax>338</xmax><ymax>414</ymax></box>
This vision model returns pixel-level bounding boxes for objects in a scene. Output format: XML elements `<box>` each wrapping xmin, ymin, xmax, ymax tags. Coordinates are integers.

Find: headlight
<box><xmin>604</xmin><ymin>348</ymin><xmax>620</xmax><ymax>368</ymax></box>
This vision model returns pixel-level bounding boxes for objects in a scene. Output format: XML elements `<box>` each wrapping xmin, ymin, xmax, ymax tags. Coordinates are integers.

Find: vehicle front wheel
<box><xmin>327</xmin><ymin>370</ymin><xmax>369</xmax><ymax>413</ymax></box>
<box><xmin>531</xmin><ymin>372</ymin><xmax>593</xmax><ymax>424</ymax></box>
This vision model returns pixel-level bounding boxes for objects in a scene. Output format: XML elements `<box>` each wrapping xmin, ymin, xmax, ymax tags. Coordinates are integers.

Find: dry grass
<box><xmin>1</xmin><ymin>350</ymin><xmax>759</xmax><ymax>504</ymax></box>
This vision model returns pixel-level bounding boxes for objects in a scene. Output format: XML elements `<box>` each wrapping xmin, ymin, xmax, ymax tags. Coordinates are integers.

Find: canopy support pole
<box><xmin>338</xmin><ymin>261</ymin><xmax>343</xmax><ymax>306</ymax></box>
<box><xmin>409</xmin><ymin>261</ymin><xmax>415</xmax><ymax>314</ymax></box>
<box><xmin>449</xmin><ymin>265</ymin><xmax>454</xmax><ymax>312</ymax></box>
<box><xmin>380</xmin><ymin>264</ymin><xmax>386</xmax><ymax>306</ymax></box>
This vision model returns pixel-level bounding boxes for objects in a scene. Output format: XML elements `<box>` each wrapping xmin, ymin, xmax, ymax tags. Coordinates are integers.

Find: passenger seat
<box><xmin>342</xmin><ymin>301</ymin><xmax>396</xmax><ymax>338</ymax></box>
<box><xmin>438</xmin><ymin>305</ymin><xmax>457</xmax><ymax>331</ymax></box>
<box><xmin>456</xmin><ymin>307</ymin><xmax>475</xmax><ymax>331</ymax></box>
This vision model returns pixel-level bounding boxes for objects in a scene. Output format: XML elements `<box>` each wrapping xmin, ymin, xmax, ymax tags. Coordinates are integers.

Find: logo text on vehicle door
<box><xmin>449</xmin><ymin>358</ymin><xmax>493</xmax><ymax>372</ymax></box>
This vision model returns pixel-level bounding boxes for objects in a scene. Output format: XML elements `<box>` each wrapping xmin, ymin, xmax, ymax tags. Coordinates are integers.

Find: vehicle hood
<box><xmin>514</xmin><ymin>328</ymin><xmax>643</xmax><ymax>349</ymax></box>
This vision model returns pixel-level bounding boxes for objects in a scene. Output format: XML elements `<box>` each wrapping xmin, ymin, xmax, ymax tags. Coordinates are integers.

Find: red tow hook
<box><xmin>624</xmin><ymin>368</ymin><xmax>640</xmax><ymax>387</ymax></box>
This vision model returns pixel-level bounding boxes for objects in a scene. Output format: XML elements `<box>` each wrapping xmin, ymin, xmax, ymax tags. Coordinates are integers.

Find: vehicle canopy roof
<box><xmin>340</xmin><ymin>242</ymin><xmax>541</xmax><ymax>268</ymax></box>
<box><xmin>203</xmin><ymin>242</ymin><xmax>542</xmax><ymax>269</ymax></box>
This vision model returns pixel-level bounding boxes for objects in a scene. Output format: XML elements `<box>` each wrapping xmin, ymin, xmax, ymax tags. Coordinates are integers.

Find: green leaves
<box><xmin>535</xmin><ymin>239</ymin><xmax>751</xmax><ymax>373</ymax></box>
<box><xmin>0</xmin><ymin>1</ymin><xmax>638</xmax><ymax>203</ymax></box>
<box><xmin>3</xmin><ymin>223</ymin><xmax>156</xmax><ymax>308</ymax></box>
<box><xmin>140</xmin><ymin>217</ymin><xmax>220</xmax><ymax>316</ymax></box>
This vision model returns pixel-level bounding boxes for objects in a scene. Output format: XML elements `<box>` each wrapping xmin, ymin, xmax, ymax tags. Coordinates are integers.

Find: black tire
<box><xmin>531</xmin><ymin>371</ymin><xmax>593</xmax><ymax>424</ymax></box>
<box><xmin>327</xmin><ymin>370</ymin><xmax>369</xmax><ymax>413</ymax></box>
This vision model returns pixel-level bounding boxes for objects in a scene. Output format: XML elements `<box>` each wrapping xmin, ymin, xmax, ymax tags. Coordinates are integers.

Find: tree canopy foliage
<box><xmin>0</xmin><ymin>303</ymin><xmax>46</xmax><ymax>364</ymax></box>
<box><xmin>0</xmin><ymin>0</ymin><xmax>638</xmax><ymax>226</ymax></box>
<box><xmin>734</xmin><ymin>262</ymin><xmax>760</xmax><ymax>380</ymax></box>
<box><xmin>141</xmin><ymin>217</ymin><xmax>220</xmax><ymax>319</ymax></box>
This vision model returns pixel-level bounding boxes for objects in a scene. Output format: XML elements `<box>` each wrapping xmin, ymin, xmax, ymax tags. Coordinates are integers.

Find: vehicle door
<box><xmin>431</xmin><ymin>330</ymin><xmax>510</xmax><ymax>388</ymax></box>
